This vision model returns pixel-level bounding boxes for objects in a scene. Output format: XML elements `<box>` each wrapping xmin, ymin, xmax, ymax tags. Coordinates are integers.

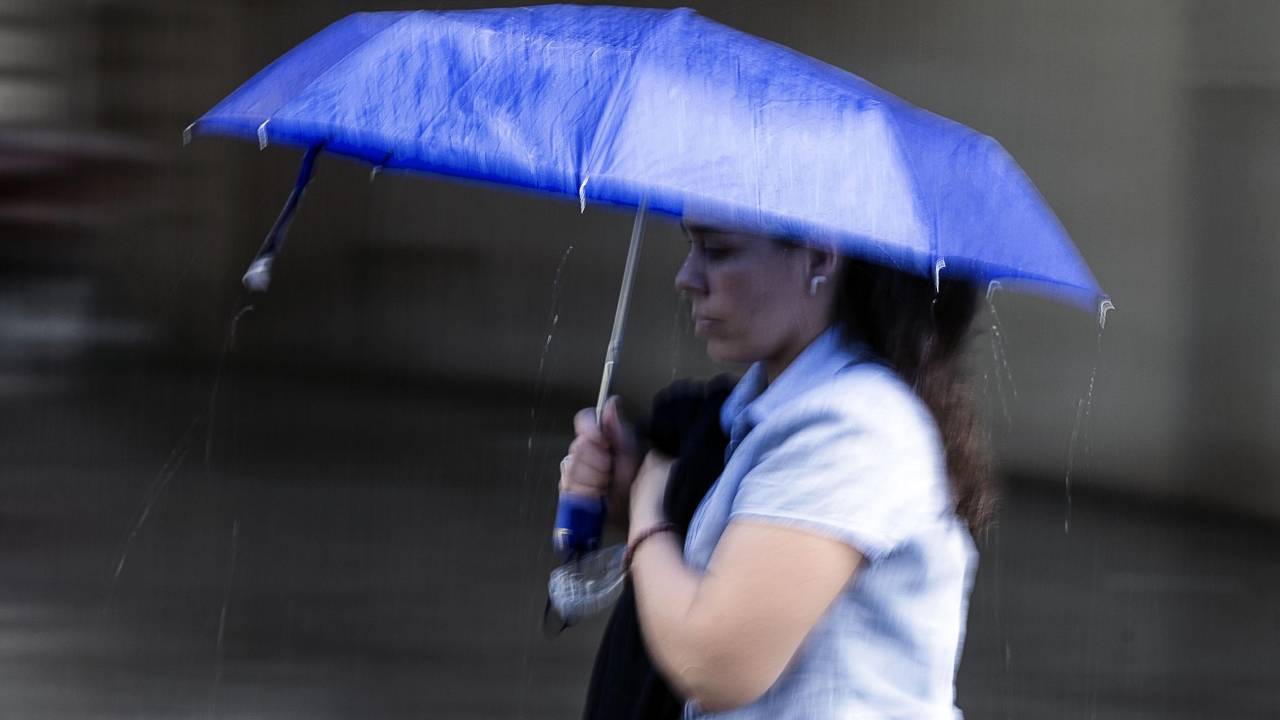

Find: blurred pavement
<box><xmin>3</xmin><ymin>362</ymin><xmax>1277</xmax><ymax>719</ymax></box>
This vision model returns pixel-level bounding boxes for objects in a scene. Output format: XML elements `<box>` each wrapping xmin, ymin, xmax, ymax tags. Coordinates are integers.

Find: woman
<box><xmin>561</xmin><ymin>222</ymin><xmax>993</xmax><ymax>719</ymax></box>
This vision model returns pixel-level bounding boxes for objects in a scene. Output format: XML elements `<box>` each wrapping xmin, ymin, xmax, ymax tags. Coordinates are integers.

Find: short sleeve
<box><xmin>727</xmin><ymin>369</ymin><xmax>950</xmax><ymax>560</ymax></box>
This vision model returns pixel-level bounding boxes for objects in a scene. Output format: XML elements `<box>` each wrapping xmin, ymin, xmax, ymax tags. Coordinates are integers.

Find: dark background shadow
<box><xmin>2</xmin><ymin>1</ymin><xmax>1278</xmax><ymax>717</ymax></box>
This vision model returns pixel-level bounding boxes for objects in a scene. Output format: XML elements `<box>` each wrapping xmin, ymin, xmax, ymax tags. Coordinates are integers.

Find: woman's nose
<box><xmin>674</xmin><ymin>249</ymin><xmax>706</xmax><ymax>295</ymax></box>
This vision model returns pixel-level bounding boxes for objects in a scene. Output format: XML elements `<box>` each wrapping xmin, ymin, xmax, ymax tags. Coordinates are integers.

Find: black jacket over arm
<box><xmin>581</xmin><ymin>375</ymin><xmax>735</xmax><ymax>720</ymax></box>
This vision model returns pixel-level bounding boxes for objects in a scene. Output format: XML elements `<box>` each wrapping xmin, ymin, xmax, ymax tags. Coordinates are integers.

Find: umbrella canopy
<box><xmin>191</xmin><ymin>5</ymin><xmax>1106</xmax><ymax>310</ymax></box>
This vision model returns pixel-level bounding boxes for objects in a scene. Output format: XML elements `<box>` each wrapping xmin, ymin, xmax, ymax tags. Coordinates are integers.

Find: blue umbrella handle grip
<box><xmin>553</xmin><ymin>492</ymin><xmax>606</xmax><ymax>560</ymax></box>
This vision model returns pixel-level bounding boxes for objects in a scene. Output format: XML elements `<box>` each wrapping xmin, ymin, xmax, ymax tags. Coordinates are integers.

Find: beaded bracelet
<box><xmin>623</xmin><ymin>522</ymin><xmax>678</xmax><ymax>573</ymax></box>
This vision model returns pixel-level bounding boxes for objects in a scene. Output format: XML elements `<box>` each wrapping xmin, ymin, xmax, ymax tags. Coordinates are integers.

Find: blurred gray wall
<box><xmin>5</xmin><ymin>0</ymin><xmax>1279</xmax><ymax>519</ymax></box>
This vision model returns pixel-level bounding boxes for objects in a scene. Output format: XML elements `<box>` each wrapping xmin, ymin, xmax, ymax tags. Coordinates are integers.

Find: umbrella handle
<box><xmin>552</xmin><ymin>492</ymin><xmax>607</xmax><ymax>559</ymax></box>
<box><xmin>552</xmin><ymin>197</ymin><xmax>648</xmax><ymax>560</ymax></box>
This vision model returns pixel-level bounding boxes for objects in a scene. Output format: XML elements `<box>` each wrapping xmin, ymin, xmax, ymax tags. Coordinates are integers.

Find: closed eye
<box><xmin>681</xmin><ymin>223</ymin><xmax>742</xmax><ymax>263</ymax></box>
<box><xmin>703</xmin><ymin>246</ymin><xmax>733</xmax><ymax>262</ymax></box>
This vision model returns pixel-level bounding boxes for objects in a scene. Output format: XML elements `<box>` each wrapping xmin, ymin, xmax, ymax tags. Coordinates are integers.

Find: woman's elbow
<box><xmin>675</xmin><ymin>642</ymin><xmax>784</xmax><ymax>712</ymax></box>
<box><xmin>686</xmin><ymin>684</ymin><xmax>768</xmax><ymax>714</ymax></box>
<box><xmin>682</xmin><ymin>668</ymin><xmax>777</xmax><ymax>712</ymax></box>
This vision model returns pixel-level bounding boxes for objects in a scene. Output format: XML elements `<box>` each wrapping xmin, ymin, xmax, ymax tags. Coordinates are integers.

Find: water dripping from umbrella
<box><xmin>106</xmin><ymin>274</ymin><xmax>256</xmax><ymax>610</ymax></box>
<box><xmin>1063</xmin><ymin>321</ymin><xmax>1107</xmax><ymax>534</ymax></box>
<box><xmin>105</xmin><ymin>417</ymin><xmax>199</xmax><ymax>612</ymax></box>
<box><xmin>984</xmin><ymin>282</ymin><xmax>1017</xmax><ymax>428</ymax></box>
<box><xmin>519</xmin><ymin>243</ymin><xmax>575</xmax><ymax>512</ymax></box>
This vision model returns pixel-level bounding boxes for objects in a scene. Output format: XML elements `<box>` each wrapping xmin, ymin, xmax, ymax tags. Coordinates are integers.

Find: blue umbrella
<box><xmin>189</xmin><ymin>5</ymin><xmax>1106</xmax><ymax>312</ymax></box>
<box><xmin>189</xmin><ymin>5</ymin><xmax>1109</xmax><ymax>614</ymax></box>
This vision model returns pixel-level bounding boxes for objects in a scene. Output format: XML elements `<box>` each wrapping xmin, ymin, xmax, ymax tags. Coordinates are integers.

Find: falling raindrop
<box><xmin>206</xmin><ymin>301</ymin><xmax>254</xmax><ymax>475</ymax></box>
<box><xmin>209</xmin><ymin>518</ymin><xmax>240</xmax><ymax>720</ymax></box>
<box><xmin>1064</xmin><ymin>325</ymin><xmax>1105</xmax><ymax>533</ymax></box>
<box><xmin>517</xmin><ymin>244</ymin><xmax>575</xmax><ymax>523</ymax></box>
<box><xmin>527</xmin><ymin>244</ymin><xmax>573</xmax><ymax>422</ymax></box>
<box><xmin>105</xmin><ymin>418</ymin><xmax>200</xmax><ymax>612</ymax></box>
<box><xmin>984</xmin><ymin>284</ymin><xmax>1017</xmax><ymax>427</ymax></box>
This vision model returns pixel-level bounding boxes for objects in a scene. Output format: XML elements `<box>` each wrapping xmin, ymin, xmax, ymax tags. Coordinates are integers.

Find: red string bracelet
<box><xmin>624</xmin><ymin>522</ymin><xmax>677</xmax><ymax>573</ymax></box>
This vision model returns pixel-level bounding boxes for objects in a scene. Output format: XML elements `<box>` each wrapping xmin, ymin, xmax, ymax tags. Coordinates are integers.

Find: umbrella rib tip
<box><xmin>257</xmin><ymin>120</ymin><xmax>271</xmax><ymax>150</ymax></box>
<box><xmin>1098</xmin><ymin>299</ymin><xmax>1115</xmax><ymax>330</ymax></box>
<box><xmin>579</xmin><ymin>175</ymin><xmax>589</xmax><ymax>213</ymax></box>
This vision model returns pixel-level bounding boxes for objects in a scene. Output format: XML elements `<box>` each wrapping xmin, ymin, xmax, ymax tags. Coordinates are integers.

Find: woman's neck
<box><xmin>762</xmin><ymin>322</ymin><xmax>830</xmax><ymax>385</ymax></box>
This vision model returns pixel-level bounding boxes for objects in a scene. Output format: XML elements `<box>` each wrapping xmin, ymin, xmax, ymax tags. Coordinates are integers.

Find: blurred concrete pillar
<box><xmin>1184</xmin><ymin>1</ymin><xmax>1280</xmax><ymax>515</ymax></box>
<box><xmin>0</xmin><ymin>2</ymin><xmax>154</xmax><ymax>370</ymax></box>
<box><xmin>733</xmin><ymin>1</ymin><xmax>1195</xmax><ymax>504</ymax></box>
<box><xmin>84</xmin><ymin>0</ymin><xmax>249</xmax><ymax>359</ymax></box>
<box><xmin>0</xmin><ymin>1</ymin><xmax>91</xmax><ymax>128</ymax></box>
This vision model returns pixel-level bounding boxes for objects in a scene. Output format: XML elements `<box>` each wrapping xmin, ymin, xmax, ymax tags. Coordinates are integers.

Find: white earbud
<box><xmin>809</xmin><ymin>275</ymin><xmax>827</xmax><ymax>296</ymax></box>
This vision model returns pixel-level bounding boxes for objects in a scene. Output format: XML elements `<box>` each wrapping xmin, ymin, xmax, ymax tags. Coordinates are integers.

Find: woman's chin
<box><xmin>704</xmin><ymin>337</ymin><xmax>751</xmax><ymax>365</ymax></box>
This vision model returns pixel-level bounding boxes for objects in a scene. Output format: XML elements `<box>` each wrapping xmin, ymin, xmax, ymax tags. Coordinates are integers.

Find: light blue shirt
<box><xmin>683</xmin><ymin>328</ymin><xmax>976</xmax><ymax>720</ymax></box>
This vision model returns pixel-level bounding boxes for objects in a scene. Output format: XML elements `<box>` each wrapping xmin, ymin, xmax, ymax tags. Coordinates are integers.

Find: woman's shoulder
<box><xmin>777</xmin><ymin>361</ymin><xmax>940</xmax><ymax>449</ymax></box>
<box><xmin>730</xmin><ymin>361</ymin><xmax>953</xmax><ymax>555</ymax></box>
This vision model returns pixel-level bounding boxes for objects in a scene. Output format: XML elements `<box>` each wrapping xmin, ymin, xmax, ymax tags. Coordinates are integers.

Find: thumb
<box><xmin>602</xmin><ymin>396</ymin><xmax>636</xmax><ymax>455</ymax></box>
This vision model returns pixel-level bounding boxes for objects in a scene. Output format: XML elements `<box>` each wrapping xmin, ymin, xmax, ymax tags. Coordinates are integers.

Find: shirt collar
<box><xmin>719</xmin><ymin>326</ymin><xmax>867</xmax><ymax>450</ymax></box>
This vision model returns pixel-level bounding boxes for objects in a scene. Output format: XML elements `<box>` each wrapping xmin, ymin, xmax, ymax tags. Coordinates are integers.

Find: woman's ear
<box><xmin>806</xmin><ymin>242</ymin><xmax>839</xmax><ymax>282</ymax></box>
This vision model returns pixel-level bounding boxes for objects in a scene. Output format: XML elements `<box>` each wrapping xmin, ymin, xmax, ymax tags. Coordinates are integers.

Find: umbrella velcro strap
<box><xmin>242</xmin><ymin>145</ymin><xmax>322</xmax><ymax>292</ymax></box>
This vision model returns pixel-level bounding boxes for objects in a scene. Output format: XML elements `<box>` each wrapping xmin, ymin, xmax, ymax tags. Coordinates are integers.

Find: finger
<box><xmin>568</xmin><ymin>426</ymin><xmax>611</xmax><ymax>461</ymax></box>
<box><xmin>568</xmin><ymin>448</ymin><xmax>611</xmax><ymax>481</ymax></box>
<box><xmin>560</xmin><ymin>474</ymin><xmax>606</xmax><ymax>496</ymax></box>
<box><xmin>573</xmin><ymin>407</ymin><xmax>605</xmax><ymax>444</ymax></box>
<box><xmin>603</xmin><ymin>396</ymin><xmax>622</xmax><ymax>427</ymax></box>
<box><xmin>560</xmin><ymin>456</ymin><xmax>610</xmax><ymax>491</ymax></box>
<box><xmin>562</xmin><ymin>448</ymin><xmax>612</xmax><ymax>485</ymax></box>
<box><xmin>567</xmin><ymin>438</ymin><xmax>612</xmax><ymax>474</ymax></box>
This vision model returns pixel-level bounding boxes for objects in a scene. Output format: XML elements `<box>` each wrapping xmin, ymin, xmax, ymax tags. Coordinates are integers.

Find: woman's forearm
<box><xmin>626</xmin><ymin>452</ymin><xmax>769</xmax><ymax>710</ymax></box>
<box><xmin>628</xmin><ymin>521</ymin><xmax>766</xmax><ymax>711</ymax></box>
<box><xmin>627</xmin><ymin>528</ymin><xmax>707</xmax><ymax>699</ymax></box>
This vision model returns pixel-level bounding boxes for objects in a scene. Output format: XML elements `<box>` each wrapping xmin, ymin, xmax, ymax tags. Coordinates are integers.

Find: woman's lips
<box><xmin>693</xmin><ymin>315</ymin><xmax>717</xmax><ymax>334</ymax></box>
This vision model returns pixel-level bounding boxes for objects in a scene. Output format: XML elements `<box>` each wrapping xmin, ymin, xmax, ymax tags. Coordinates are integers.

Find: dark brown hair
<box><xmin>831</xmin><ymin>258</ymin><xmax>995</xmax><ymax>534</ymax></box>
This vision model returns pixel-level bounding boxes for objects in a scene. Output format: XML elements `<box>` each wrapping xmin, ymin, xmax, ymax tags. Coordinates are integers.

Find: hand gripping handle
<box><xmin>552</xmin><ymin>492</ymin><xmax>606</xmax><ymax>560</ymax></box>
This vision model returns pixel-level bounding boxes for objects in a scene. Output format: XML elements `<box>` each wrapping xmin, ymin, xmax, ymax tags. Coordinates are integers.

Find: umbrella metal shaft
<box><xmin>595</xmin><ymin>197</ymin><xmax>648</xmax><ymax>423</ymax></box>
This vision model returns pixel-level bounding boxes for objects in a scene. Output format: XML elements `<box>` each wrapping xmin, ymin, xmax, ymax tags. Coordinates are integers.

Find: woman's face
<box><xmin>675</xmin><ymin>224</ymin><xmax>823</xmax><ymax>366</ymax></box>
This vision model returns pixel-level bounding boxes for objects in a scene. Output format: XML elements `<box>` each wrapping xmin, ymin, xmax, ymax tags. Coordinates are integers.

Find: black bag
<box><xmin>581</xmin><ymin>375</ymin><xmax>735</xmax><ymax>720</ymax></box>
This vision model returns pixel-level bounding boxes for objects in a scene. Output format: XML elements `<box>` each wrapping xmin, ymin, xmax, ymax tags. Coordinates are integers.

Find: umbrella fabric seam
<box><xmin>879</xmin><ymin>105</ymin><xmax>937</xmax><ymax>271</ymax></box>
<box><xmin>438</xmin><ymin>6</ymin><xmax>651</xmax><ymax>53</ymax></box>
<box><xmin>238</xmin><ymin>12</ymin><xmax>417</xmax><ymax>135</ymax></box>
<box><xmin>580</xmin><ymin>11</ymin><xmax>677</xmax><ymax>200</ymax></box>
<box><xmin>250</xmin><ymin>115</ymin><xmax>575</xmax><ymax>195</ymax></box>
<box><xmin>257</xmin><ymin>12</ymin><xmax>421</xmax><ymax>142</ymax></box>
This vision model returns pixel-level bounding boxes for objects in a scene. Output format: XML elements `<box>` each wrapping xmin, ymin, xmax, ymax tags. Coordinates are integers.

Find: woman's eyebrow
<box><xmin>681</xmin><ymin>222</ymin><xmax>730</xmax><ymax>238</ymax></box>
